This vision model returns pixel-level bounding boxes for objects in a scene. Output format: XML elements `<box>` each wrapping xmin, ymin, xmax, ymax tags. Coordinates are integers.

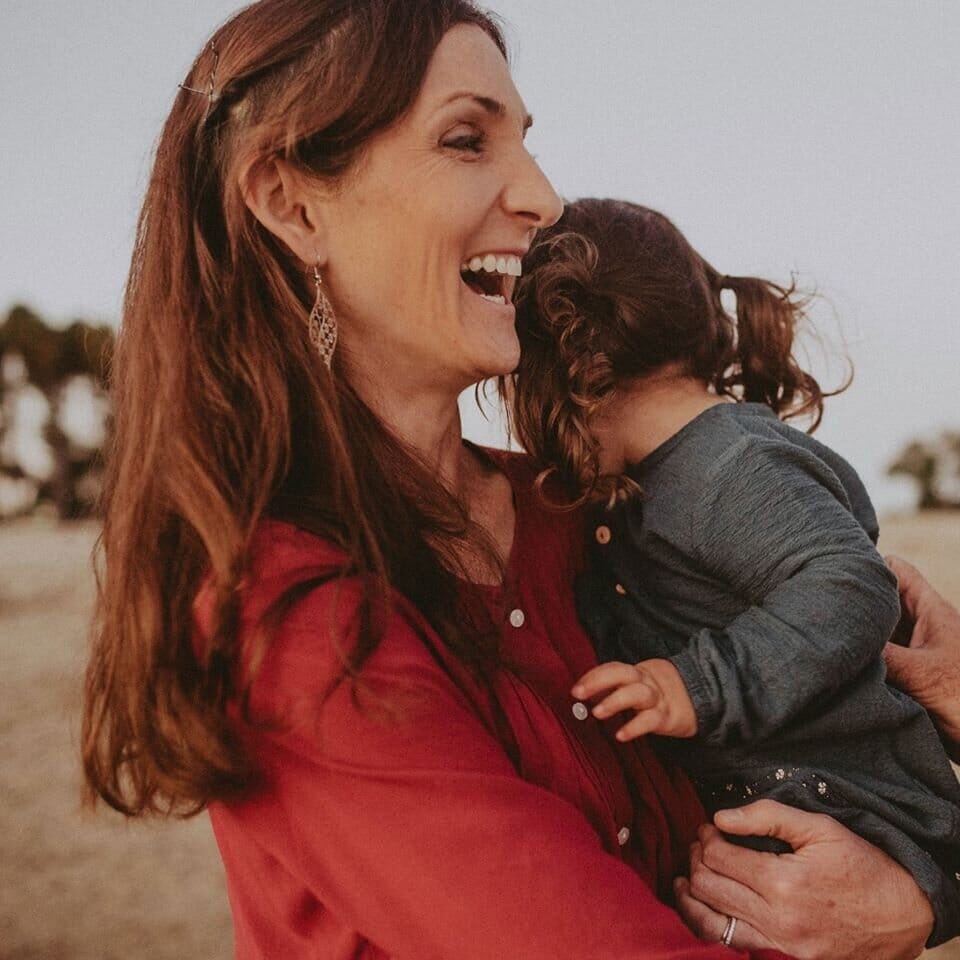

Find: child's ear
<box><xmin>239</xmin><ymin>155</ymin><xmax>330</xmax><ymax>268</ymax></box>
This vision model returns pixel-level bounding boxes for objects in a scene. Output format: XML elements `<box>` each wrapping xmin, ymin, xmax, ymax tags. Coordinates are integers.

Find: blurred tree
<box><xmin>888</xmin><ymin>432</ymin><xmax>960</xmax><ymax>510</ymax></box>
<box><xmin>0</xmin><ymin>304</ymin><xmax>115</xmax><ymax>521</ymax></box>
<box><xmin>0</xmin><ymin>305</ymin><xmax>113</xmax><ymax>388</ymax></box>
<box><xmin>0</xmin><ymin>304</ymin><xmax>62</xmax><ymax>391</ymax></box>
<box><xmin>57</xmin><ymin>320</ymin><xmax>114</xmax><ymax>385</ymax></box>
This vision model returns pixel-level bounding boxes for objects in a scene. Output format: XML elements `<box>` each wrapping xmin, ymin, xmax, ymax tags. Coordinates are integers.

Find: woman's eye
<box><xmin>442</xmin><ymin>129</ymin><xmax>485</xmax><ymax>154</ymax></box>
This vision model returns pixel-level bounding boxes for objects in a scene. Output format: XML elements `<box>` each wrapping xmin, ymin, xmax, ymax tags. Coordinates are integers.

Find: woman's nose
<box><xmin>503</xmin><ymin>151</ymin><xmax>564</xmax><ymax>229</ymax></box>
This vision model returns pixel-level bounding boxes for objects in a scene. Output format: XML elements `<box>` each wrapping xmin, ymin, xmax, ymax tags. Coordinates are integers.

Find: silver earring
<box><xmin>308</xmin><ymin>262</ymin><xmax>337</xmax><ymax>369</ymax></box>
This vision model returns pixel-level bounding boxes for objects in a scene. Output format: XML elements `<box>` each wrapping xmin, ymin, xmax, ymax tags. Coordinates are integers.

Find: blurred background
<box><xmin>1</xmin><ymin>1</ymin><xmax>957</xmax><ymax>957</ymax></box>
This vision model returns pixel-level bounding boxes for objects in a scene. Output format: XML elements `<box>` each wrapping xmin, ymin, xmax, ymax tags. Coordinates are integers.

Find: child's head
<box><xmin>510</xmin><ymin>197</ymin><xmax>839</xmax><ymax>503</ymax></box>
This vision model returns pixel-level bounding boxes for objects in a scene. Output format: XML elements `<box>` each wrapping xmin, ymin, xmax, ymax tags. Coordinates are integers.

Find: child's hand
<box><xmin>571</xmin><ymin>659</ymin><xmax>698</xmax><ymax>740</ymax></box>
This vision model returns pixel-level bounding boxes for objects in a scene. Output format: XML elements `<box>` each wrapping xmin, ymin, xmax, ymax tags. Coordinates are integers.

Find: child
<box><xmin>510</xmin><ymin>197</ymin><xmax>960</xmax><ymax>946</ymax></box>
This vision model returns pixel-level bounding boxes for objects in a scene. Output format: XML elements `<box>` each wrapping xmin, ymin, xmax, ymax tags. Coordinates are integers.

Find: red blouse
<box><xmin>203</xmin><ymin>450</ymin><xmax>791</xmax><ymax>959</ymax></box>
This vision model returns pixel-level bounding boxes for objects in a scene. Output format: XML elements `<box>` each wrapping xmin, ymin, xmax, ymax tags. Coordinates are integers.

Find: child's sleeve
<box><xmin>668</xmin><ymin>437</ymin><xmax>901</xmax><ymax>747</ymax></box>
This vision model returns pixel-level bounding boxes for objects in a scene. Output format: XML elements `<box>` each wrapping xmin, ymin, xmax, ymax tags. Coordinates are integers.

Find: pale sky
<box><xmin>2</xmin><ymin>1</ymin><xmax>958</xmax><ymax>510</ymax></box>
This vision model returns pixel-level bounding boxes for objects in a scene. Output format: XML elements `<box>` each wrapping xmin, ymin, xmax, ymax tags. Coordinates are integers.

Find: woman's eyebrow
<box><xmin>439</xmin><ymin>92</ymin><xmax>534</xmax><ymax>132</ymax></box>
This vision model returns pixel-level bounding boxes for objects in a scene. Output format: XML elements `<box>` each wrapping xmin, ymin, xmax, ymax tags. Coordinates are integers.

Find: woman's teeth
<box><xmin>480</xmin><ymin>294</ymin><xmax>506</xmax><ymax>304</ymax></box>
<box><xmin>459</xmin><ymin>254</ymin><xmax>523</xmax><ymax>277</ymax></box>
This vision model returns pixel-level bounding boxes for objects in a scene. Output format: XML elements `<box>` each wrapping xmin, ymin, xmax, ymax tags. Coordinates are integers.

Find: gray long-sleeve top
<box><xmin>576</xmin><ymin>401</ymin><xmax>960</xmax><ymax>946</ymax></box>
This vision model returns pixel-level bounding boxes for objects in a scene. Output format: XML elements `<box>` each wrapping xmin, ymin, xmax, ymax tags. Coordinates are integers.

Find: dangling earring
<box><xmin>308</xmin><ymin>261</ymin><xmax>337</xmax><ymax>369</ymax></box>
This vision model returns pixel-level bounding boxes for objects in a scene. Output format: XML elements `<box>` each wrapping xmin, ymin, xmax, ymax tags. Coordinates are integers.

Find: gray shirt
<box><xmin>576</xmin><ymin>401</ymin><xmax>960</xmax><ymax>945</ymax></box>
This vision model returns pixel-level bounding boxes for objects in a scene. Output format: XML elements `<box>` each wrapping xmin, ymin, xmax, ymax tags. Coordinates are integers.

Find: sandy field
<box><xmin>1</xmin><ymin>512</ymin><xmax>958</xmax><ymax>959</ymax></box>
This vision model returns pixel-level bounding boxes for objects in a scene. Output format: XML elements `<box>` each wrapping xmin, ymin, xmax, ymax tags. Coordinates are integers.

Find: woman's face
<box><xmin>319</xmin><ymin>24</ymin><xmax>563</xmax><ymax>395</ymax></box>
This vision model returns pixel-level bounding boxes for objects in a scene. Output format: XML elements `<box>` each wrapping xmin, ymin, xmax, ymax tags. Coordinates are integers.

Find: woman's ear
<box><xmin>239</xmin><ymin>155</ymin><xmax>328</xmax><ymax>267</ymax></box>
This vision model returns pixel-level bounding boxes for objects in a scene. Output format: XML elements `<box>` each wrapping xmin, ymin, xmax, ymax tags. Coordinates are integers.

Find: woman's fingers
<box><xmin>571</xmin><ymin>662</ymin><xmax>640</xmax><ymax>700</ymax></box>
<box><xmin>672</xmin><ymin>875</ymin><xmax>728</xmax><ymax>941</ymax></box>
<box><xmin>882</xmin><ymin>639</ymin><xmax>922</xmax><ymax>686</ymax></box>
<box><xmin>884</xmin><ymin>555</ymin><xmax>927</xmax><ymax>624</ymax></box>
<box><xmin>713</xmin><ymin>799</ymin><xmax>831</xmax><ymax>854</ymax></box>
<box><xmin>674</xmin><ymin>876</ymin><xmax>777</xmax><ymax>953</ymax></box>
<box><xmin>688</xmin><ymin>831</ymin><xmax>773</xmax><ymax>923</ymax></box>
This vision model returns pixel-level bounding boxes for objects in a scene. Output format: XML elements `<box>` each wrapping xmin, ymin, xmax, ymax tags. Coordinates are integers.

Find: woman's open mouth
<box><xmin>459</xmin><ymin>253</ymin><xmax>522</xmax><ymax>306</ymax></box>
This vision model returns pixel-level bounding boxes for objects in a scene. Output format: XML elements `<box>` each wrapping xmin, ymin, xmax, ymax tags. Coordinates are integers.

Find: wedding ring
<box><xmin>721</xmin><ymin>915</ymin><xmax>738</xmax><ymax>947</ymax></box>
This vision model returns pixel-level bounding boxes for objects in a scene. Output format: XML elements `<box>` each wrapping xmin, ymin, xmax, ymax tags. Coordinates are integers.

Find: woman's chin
<box><xmin>456</xmin><ymin>288</ymin><xmax>521</xmax><ymax>376</ymax></box>
<box><xmin>470</xmin><ymin>328</ymin><xmax>521</xmax><ymax>380</ymax></box>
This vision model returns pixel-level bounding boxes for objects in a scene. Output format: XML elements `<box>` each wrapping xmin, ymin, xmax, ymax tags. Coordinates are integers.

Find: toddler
<box><xmin>510</xmin><ymin>197</ymin><xmax>960</xmax><ymax>946</ymax></box>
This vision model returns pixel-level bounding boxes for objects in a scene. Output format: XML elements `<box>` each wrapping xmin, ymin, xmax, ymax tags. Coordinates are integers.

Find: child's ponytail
<box><xmin>510</xmin><ymin>198</ymin><xmax>852</xmax><ymax>506</ymax></box>
<box><xmin>715</xmin><ymin>273</ymin><xmax>836</xmax><ymax>431</ymax></box>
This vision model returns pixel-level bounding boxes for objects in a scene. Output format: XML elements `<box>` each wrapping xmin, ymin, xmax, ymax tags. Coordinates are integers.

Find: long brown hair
<box><xmin>82</xmin><ymin>0</ymin><xmax>509</xmax><ymax>817</ymax></box>
<box><xmin>509</xmin><ymin>197</ymin><xmax>849</xmax><ymax>505</ymax></box>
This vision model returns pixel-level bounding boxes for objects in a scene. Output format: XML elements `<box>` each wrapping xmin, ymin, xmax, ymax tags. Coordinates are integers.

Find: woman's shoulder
<box><xmin>249</xmin><ymin>517</ymin><xmax>349</xmax><ymax>577</ymax></box>
<box><xmin>194</xmin><ymin>518</ymin><xmax>350</xmax><ymax>650</ymax></box>
<box><xmin>222</xmin><ymin>519</ymin><xmax>462</xmax><ymax>721</ymax></box>
<box><xmin>223</xmin><ymin>518</ymin><xmax>350</xmax><ymax>621</ymax></box>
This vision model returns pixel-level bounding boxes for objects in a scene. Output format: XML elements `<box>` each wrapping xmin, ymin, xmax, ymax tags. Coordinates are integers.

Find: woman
<box><xmin>81</xmin><ymin>1</ymin><xmax>954</xmax><ymax>956</ymax></box>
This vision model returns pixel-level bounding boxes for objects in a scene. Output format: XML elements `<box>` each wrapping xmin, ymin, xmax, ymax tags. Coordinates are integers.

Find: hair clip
<box><xmin>178</xmin><ymin>41</ymin><xmax>220</xmax><ymax>118</ymax></box>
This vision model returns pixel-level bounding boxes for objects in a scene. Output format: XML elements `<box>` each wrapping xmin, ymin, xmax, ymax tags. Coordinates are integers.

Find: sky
<box><xmin>2</xmin><ymin>0</ymin><xmax>958</xmax><ymax>510</ymax></box>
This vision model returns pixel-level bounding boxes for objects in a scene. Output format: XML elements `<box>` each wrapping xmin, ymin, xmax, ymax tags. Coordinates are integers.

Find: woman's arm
<box><xmin>883</xmin><ymin>556</ymin><xmax>960</xmax><ymax>762</ymax></box>
<box><xmin>676</xmin><ymin>801</ymin><xmax>935</xmax><ymax>960</ymax></box>
<box><xmin>235</xmin><ymin>577</ymin><xmax>788</xmax><ymax>960</ymax></box>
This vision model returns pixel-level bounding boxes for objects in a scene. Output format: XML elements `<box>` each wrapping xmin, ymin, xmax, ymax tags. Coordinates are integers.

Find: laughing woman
<box><xmin>81</xmin><ymin>1</ymin><xmax>954</xmax><ymax>957</ymax></box>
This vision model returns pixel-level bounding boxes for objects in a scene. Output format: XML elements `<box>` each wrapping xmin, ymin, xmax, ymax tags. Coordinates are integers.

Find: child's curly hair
<box><xmin>507</xmin><ymin>198</ymin><xmax>845</xmax><ymax>508</ymax></box>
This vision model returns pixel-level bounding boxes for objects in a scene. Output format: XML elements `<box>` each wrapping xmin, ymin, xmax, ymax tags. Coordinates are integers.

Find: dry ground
<box><xmin>1</xmin><ymin>512</ymin><xmax>958</xmax><ymax>959</ymax></box>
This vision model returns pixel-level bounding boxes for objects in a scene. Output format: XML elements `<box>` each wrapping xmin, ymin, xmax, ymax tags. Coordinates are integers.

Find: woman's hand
<box><xmin>883</xmin><ymin>556</ymin><xmax>960</xmax><ymax>760</ymax></box>
<box><xmin>675</xmin><ymin>800</ymin><xmax>934</xmax><ymax>960</ymax></box>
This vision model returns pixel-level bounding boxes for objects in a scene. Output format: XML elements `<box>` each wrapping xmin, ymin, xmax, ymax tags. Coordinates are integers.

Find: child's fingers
<box><xmin>592</xmin><ymin>681</ymin><xmax>659</xmax><ymax>719</ymax></box>
<box><xmin>615</xmin><ymin>707</ymin><xmax>667</xmax><ymax>741</ymax></box>
<box><xmin>571</xmin><ymin>662</ymin><xmax>640</xmax><ymax>700</ymax></box>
